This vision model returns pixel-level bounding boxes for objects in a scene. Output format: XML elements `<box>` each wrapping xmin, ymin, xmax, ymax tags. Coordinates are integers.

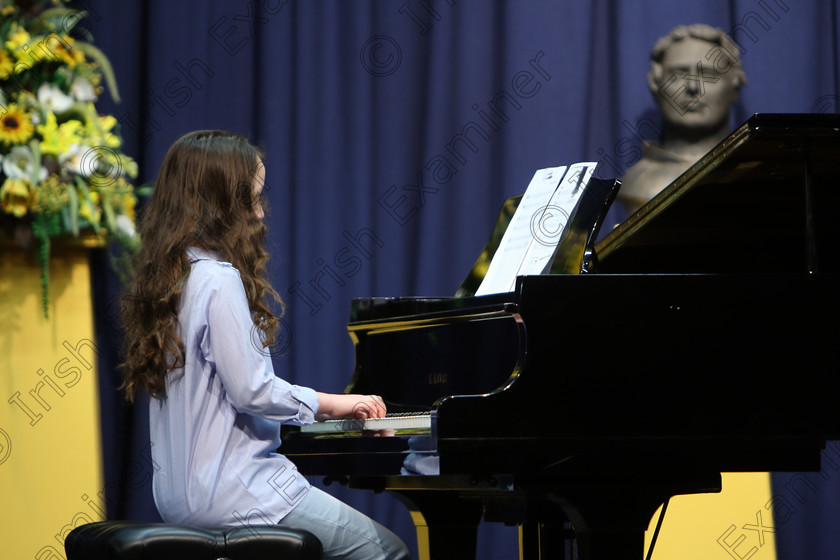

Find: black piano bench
<box><xmin>64</xmin><ymin>521</ymin><xmax>323</xmax><ymax>560</ymax></box>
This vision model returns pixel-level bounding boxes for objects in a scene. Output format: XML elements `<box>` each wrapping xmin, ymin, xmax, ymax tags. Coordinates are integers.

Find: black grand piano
<box><xmin>281</xmin><ymin>114</ymin><xmax>840</xmax><ymax>560</ymax></box>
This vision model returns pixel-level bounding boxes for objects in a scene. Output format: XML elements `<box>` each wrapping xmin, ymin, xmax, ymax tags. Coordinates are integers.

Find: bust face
<box><xmin>651</xmin><ymin>37</ymin><xmax>740</xmax><ymax>136</ymax></box>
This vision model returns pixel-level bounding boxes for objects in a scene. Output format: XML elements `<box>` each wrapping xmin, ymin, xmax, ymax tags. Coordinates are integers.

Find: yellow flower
<box><xmin>111</xmin><ymin>180</ymin><xmax>138</xmax><ymax>220</ymax></box>
<box><xmin>78</xmin><ymin>188</ymin><xmax>101</xmax><ymax>224</ymax></box>
<box><xmin>92</xmin><ymin>148</ymin><xmax>138</xmax><ymax>181</ymax></box>
<box><xmin>83</xmin><ymin>123</ymin><xmax>120</xmax><ymax>148</ymax></box>
<box><xmin>45</xmin><ymin>34</ymin><xmax>85</xmax><ymax>67</ymax></box>
<box><xmin>0</xmin><ymin>177</ymin><xmax>34</xmax><ymax>217</ymax></box>
<box><xmin>36</xmin><ymin>112</ymin><xmax>82</xmax><ymax>155</ymax></box>
<box><xmin>123</xmin><ymin>191</ymin><xmax>137</xmax><ymax>221</ymax></box>
<box><xmin>0</xmin><ymin>104</ymin><xmax>35</xmax><ymax>145</ymax></box>
<box><xmin>0</xmin><ymin>49</ymin><xmax>13</xmax><ymax>79</ymax></box>
<box><xmin>79</xmin><ymin>103</ymin><xmax>121</xmax><ymax>147</ymax></box>
<box><xmin>120</xmin><ymin>154</ymin><xmax>139</xmax><ymax>179</ymax></box>
<box><xmin>31</xmin><ymin>174</ymin><xmax>70</xmax><ymax>215</ymax></box>
<box><xmin>5</xmin><ymin>25</ymin><xmax>30</xmax><ymax>53</ymax></box>
<box><xmin>99</xmin><ymin>113</ymin><xmax>117</xmax><ymax>131</ymax></box>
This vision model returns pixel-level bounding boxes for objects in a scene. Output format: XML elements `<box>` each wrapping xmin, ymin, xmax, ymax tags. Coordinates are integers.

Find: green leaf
<box><xmin>101</xmin><ymin>191</ymin><xmax>117</xmax><ymax>234</ymax></box>
<box><xmin>135</xmin><ymin>182</ymin><xmax>154</xmax><ymax>197</ymax></box>
<box><xmin>28</xmin><ymin>139</ymin><xmax>42</xmax><ymax>185</ymax></box>
<box><xmin>74</xmin><ymin>175</ymin><xmax>100</xmax><ymax>233</ymax></box>
<box><xmin>65</xmin><ymin>180</ymin><xmax>79</xmax><ymax>235</ymax></box>
<box><xmin>35</xmin><ymin>7</ymin><xmax>84</xmax><ymax>34</ymax></box>
<box><xmin>30</xmin><ymin>213</ymin><xmax>61</xmax><ymax>319</ymax></box>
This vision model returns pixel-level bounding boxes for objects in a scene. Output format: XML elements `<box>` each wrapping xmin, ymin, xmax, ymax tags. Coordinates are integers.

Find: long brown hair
<box><xmin>120</xmin><ymin>130</ymin><xmax>282</xmax><ymax>402</ymax></box>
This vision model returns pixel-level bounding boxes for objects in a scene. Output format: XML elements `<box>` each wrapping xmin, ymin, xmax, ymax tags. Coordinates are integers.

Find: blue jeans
<box><xmin>282</xmin><ymin>487</ymin><xmax>411</xmax><ymax>559</ymax></box>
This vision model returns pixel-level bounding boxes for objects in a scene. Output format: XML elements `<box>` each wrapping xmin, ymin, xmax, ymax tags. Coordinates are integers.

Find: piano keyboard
<box><xmin>300</xmin><ymin>412</ymin><xmax>431</xmax><ymax>434</ymax></box>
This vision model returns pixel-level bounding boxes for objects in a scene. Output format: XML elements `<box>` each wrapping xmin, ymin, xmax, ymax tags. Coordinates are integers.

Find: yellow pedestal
<box><xmin>0</xmin><ymin>240</ymin><xmax>105</xmax><ymax>559</ymax></box>
<box><xmin>645</xmin><ymin>472</ymin><xmax>776</xmax><ymax>560</ymax></box>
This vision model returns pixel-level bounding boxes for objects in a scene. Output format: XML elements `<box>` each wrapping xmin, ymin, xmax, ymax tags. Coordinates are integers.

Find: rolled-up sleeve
<box><xmin>201</xmin><ymin>262</ymin><xmax>318</xmax><ymax>424</ymax></box>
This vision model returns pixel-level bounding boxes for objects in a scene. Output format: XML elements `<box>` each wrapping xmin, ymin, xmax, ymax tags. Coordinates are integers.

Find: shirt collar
<box><xmin>186</xmin><ymin>246</ymin><xmax>222</xmax><ymax>263</ymax></box>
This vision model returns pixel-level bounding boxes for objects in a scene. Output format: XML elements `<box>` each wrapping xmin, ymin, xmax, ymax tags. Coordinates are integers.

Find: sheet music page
<box><xmin>474</xmin><ymin>162</ymin><xmax>597</xmax><ymax>295</ymax></box>
<box><xmin>519</xmin><ymin>161</ymin><xmax>597</xmax><ymax>274</ymax></box>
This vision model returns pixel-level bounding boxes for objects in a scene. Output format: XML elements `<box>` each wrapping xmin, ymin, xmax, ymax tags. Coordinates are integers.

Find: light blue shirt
<box><xmin>150</xmin><ymin>247</ymin><xmax>319</xmax><ymax>527</ymax></box>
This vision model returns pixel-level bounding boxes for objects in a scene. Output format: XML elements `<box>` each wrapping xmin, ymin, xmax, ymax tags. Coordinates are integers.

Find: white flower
<box><xmin>59</xmin><ymin>143</ymin><xmax>96</xmax><ymax>177</ymax></box>
<box><xmin>115</xmin><ymin>214</ymin><xmax>137</xmax><ymax>238</ymax></box>
<box><xmin>2</xmin><ymin>145</ymin><xmax>48</xmax><ymax>181</ymax></box>
<box><xmin>70</xmin><ymin>77</ymin><xmax>97</xmax><ymax>102</ymax></box>
<box><xmin>37</xmin><ymin>83</ymin><xmax>74</xmax><ymax>114</ymax></box>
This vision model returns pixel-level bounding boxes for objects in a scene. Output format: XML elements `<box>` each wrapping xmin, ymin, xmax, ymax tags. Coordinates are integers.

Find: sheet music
<box><xmin>475</xmin><ymin>162</ymin><xmax>597</xmax><ymax>295</ymax></box>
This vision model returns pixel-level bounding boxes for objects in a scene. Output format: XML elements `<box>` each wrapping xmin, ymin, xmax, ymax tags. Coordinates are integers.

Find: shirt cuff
<box><xmin>289</xmin><ymin>385</ymin><xmax>319</xmax><ymax>425</ymax></box>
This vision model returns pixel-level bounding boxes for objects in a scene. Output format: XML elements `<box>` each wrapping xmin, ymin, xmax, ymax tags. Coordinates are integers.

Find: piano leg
<box><xmin>390</xmin><ymin>490</ymin><xmax>483</xmax><ymax>560</ymax></box>
<box><xmin>519</xmin><ymin>521</ymin><xmax>574</xmax><ymax>559</ymax></box>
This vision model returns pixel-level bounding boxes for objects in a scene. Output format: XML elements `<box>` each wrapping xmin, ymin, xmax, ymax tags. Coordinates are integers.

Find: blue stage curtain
<box><xmin>81</xmin><ymin>1</ymin><xmax>840</xmax><ymax>558</ymax></box>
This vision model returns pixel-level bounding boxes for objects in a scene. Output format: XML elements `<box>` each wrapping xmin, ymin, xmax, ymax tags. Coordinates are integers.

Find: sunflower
<box><xmin>0</xmin><ymin>104</ymin><xmax>35</xmax><ymax>145</ymax></box>
<box><xmin>49</xmin><ymin>35</ymin><xmax>86</xmax><ymax>67</ymax></box>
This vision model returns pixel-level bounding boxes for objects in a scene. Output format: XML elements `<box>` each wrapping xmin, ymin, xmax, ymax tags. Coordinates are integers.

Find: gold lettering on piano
<box><xmin>427</xmin><ymin>372</ymin><xmax>448</xmax><ymax>385</ymax></box>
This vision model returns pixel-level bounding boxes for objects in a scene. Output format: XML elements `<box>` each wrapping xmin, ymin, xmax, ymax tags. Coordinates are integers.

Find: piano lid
<box><xmin>594</xmin><ymin>113</ymin><xmax>840</xmax><ymax>275</ymax></box>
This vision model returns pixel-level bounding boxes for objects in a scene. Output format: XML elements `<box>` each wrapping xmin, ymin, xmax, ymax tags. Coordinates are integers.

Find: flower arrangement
<box><xmin>0</xmin><ymin>0</ymin><xmax>143</xmax><ymax>317</ymax></box>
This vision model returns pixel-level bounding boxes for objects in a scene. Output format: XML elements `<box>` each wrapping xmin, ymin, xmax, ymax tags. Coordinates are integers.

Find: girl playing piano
<box><xmin>119</xmin><ymin>130</ymin><xmax>409</xmax><ymax>560</ymax></box>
